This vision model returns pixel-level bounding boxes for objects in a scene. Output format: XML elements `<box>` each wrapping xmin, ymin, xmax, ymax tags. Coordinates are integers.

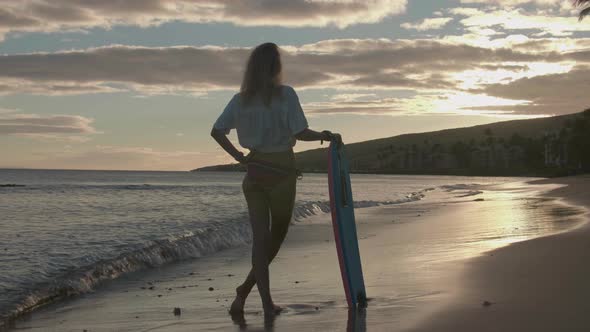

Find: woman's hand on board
<box><xmin>321</xmin><ymin>130</ymin><xmax>343</xmax><ymax>147</ymax></box>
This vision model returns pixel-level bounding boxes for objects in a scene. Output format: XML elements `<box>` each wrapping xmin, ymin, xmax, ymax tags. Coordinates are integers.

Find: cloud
<box><xmin>305</xmin><ymin>91</ymin><xmax>534</xmax><ymax>117</ymax></box>
<box><xmin>305</xmin><ymin>97</ymin><xmax>408</xmax><ymax>115</ymax></box>
<box><xmin>0</xmin><ymin>0</ymin><xmax>408</xmax><ymax>41</ymax></box>
<box><xmin>14</xmin><ymin>133</ymin><xmax>93</xmax><ymax>142</ymax></box>
<box><xmin>0</xmin><ymin>45</ymin><xmax>248</xmax><ymax>95</ymax></box>
<box><xmin>472</xmin><ymin>66</ymin><xmax>590</xmax><ymax>115</ymax></box>
<box><xmin>451</xmin><ymin>6</ymin><xmax>587</xmax><ymax>37</ymax></box>
<box><xmin>0</xmin><ymin>113</ymin><xmax>97</xmax><ymax>136</ymax></box>
<box><xmin>0</xmin><ymin>79</ymin><xmax>124</xmax><ymax>96</ymax></box>
<box><xmin>0</xmin><ymin>37</ymin><xmax>586</xmax><ymax>117</ymax></box>
<box><xmin>0</xmin><ymin>107</ymin><xmax>17</xmax><ymax>114</ymax></box>
<box><xmin>401</xmin><ymin>17</ymin><xmax>454</xmax><ymax>31</ymax></box>
<box><xmin>330</xmin><ymin>93</ymin><xmax>378</xmax><ymax>102</ymax></box>
<box><xmin>460</xmin><ymin>0</ymin><xmax>562</xmax><ymax>6</ymax></box>
<box><xmin>0</xmin><ymin>39</ymin><xmax>561</xmax><ymax>95</ymax></box>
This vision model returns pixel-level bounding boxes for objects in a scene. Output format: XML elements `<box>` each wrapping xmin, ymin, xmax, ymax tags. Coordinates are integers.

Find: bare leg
<box><xmin>231</xmin><ymin>176</ymin><xmax>296</xmax><ymax>314</ymax></box>
<box><xmin>234</xmin><ymin>177</ymin><xmax>275</xmax><ymax>316</ymax></box>
<box><xmin>250</xmin><ymin>209</ymin><xmax>274</xmax><ymax>315</ymax></box>
<box><xmin>231</xmin><ymin>219</ymin><xmax>289</xmax><ymax>313</ymax></box>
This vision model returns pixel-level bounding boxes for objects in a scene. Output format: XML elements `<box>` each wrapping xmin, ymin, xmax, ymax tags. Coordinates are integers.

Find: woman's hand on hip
<box><xmin>234</xmin><ymin>151</ymin><xmax>251</xmax><ymax>164</ymax></box>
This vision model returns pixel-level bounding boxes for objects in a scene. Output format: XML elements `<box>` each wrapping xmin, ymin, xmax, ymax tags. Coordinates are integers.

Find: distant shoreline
<box><xmin>191</xmin><ymin>165</ymin><xmax>577</xmax><ymax>178</ymax></box>
<box><xmin>0</xmin><ymin>167</ymin><xmax>583</xmax><ymax>178</ymax></box>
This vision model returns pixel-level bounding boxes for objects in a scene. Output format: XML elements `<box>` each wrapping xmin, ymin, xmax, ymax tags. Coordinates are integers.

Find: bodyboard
<box><xmin>327</xmin><ymin>141</ymin><xmax>367</xmax><ymax>308</ymax></box>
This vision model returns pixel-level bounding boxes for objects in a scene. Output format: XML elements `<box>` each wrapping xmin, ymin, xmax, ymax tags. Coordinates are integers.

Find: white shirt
<box><xmin>214</xmin><ymin>85</ymin><xmax>309</xmax><ymax>153</ymax></box>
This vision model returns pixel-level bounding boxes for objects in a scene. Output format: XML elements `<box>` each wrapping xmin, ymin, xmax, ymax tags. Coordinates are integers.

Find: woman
<box><xmin>210</xmin><ymin>42</ymin><xmax>339</xmax><ymax>318</ymax></box>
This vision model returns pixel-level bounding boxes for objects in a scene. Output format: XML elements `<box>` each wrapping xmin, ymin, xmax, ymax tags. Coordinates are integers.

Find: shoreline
<box><xmin>7</xmin><ymin>197</ymin><xmax>463</xmax><ymax>331</ymax></box>
<box><xmin>1</xmin><ymin>167</ymin><xmax>575</xmax><ymax>178</ymax></box>
<box><xmin>4</xmin><ymin>176</ymin><xmax>588</xmax><ymax>331</ymax></box>
<box><xmin>191</xmin><ymin>167</ymin><xmax>569</xmax><ymax>178</ymax></box>
<box><xmin>410</xmin><ymin>175</ymin><xmax>590</xmax><ymax>331</ymax></box>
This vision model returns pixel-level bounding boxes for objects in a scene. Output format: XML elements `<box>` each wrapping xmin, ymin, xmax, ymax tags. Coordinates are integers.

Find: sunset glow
<box><xmin>0</xmin><ymin>1</ymin><xmax>588</xmax><ymax>170</ymax></box>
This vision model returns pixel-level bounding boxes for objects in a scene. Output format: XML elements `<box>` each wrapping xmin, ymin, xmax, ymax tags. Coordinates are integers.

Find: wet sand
<box><xmin>8</xmin><ymin>177</ymin><xmax>589</xmax><ymax>331</ymax></box>
<box><xmin>411</xmin><ymin>175</ymin><xmax>590</xmax><ymax>332</ymax></box>
<box><xmin>11</xmin><ymin>202</ymin><xmax>449</xmax><ymax>331</ymax></box>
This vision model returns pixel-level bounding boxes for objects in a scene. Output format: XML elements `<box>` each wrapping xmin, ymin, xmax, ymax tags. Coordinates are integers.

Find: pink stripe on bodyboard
<box><xmin>328</xmin><ymin>143</ymin><xmax>353</xmax><ymax>307</ymax></box>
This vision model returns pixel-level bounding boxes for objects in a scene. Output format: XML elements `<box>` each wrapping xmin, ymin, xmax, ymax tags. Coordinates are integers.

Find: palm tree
<box><xmin>574</xmin><ymin>0</ymin><xmax>590</xmax><ymax>20</ymax></box>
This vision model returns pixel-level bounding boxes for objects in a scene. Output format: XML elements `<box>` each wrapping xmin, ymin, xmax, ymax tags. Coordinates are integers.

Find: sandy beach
<box><xmin>412</xmin><ymin>175</ymin><xmax>590</xmax><ymax>332</ymax></box>
<box><xmin>8</xmin><ymin>176</ymin><xmax>589</xmax><ymax>332</ymax></box>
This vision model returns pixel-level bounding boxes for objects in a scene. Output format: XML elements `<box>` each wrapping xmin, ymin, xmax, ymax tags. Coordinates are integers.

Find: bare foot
<box><xmin>229</xmin><ymin>286</ymin><xmax>247</xmax><ymax>314</ymax></box>
<box><xmin>230</xmin><ymin>310</ymin><xmax>247</xmax><ymax>328</ymax></box>
<box><xmin>264</xmin><ymin>303</ymin><xmax>283</xmax><ymax>316</ymax></box>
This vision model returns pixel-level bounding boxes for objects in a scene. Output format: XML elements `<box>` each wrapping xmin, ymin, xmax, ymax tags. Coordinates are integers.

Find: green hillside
<box><xmin>194</xmin><ymin>109</ymin><xmax>590</xmax><ymax>176</ymax></box>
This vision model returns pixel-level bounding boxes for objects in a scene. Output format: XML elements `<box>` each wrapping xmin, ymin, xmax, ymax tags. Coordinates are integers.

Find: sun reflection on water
<box><xmin>438</xmin><ymin>183</ymin><xmax>585</xmax><ymax>262</ymax></box>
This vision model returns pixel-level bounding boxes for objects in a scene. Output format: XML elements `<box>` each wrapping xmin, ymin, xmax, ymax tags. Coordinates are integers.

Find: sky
<box><xmin>0</xmin><ymin>0</ymin><xmax>589</xmax><ymax>171</ymax></box>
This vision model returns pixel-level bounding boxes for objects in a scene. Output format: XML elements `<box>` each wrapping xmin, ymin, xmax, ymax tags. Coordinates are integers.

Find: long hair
<box><xmin>240</xmin><ymin>43</ymin><xmax>283</xmax><ymax>107</ymax></box>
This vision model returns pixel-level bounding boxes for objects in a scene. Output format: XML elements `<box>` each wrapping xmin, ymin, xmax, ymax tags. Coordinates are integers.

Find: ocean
<box><xmin>0</xmin><ymin>169</ymin><xmax>555</xmax><ymax>324</ymax></box>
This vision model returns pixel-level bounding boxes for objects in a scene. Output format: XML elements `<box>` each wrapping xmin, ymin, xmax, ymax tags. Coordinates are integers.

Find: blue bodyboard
<box><xmin>327</xmin><ymin>141</ymin><xmax>367</xmax><ymax>308</ymax></box>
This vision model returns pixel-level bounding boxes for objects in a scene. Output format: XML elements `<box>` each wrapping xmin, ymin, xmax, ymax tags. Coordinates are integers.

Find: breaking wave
<box><xmin>1</xmin><ymin>186</ymin><xmax>436</xmax><ymax>329</ymax></box>
<box><xmin>2</xmin><ymin>221</ymin><xmax>251</xmax><ymax>329</ymax></box>
<box><xmin>293</xmin><ymin>187</ymin><xmax>435</xmax><ymax>221</ymax></box>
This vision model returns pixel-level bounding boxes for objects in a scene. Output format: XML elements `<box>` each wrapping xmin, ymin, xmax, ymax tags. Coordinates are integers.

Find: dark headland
<box><xmin>193</xmin><ymin>109</ymin><xmax>590</xmax><ymax>177</ymax></box>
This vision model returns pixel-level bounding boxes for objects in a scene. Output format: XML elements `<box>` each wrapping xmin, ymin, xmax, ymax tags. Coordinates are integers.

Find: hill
<box><xmin>193</xmin><ymin>109</ymin><xmax>590</xmax><ymax>176</ymax></box>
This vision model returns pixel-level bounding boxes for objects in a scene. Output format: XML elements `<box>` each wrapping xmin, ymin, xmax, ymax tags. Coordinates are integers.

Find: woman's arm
<box><xmin>295</xmin><ymin>128</ymin><xmax>342</xmax><ymax>145</ymax></box>
<box><xmin>210</xmin><ymin>127</ymin><xmax>248</xmax><ymax>163</ymax></box>
<box><xmin>294</xmin><ymin>128</ymin><xmax>326</xmax><ymax>141</ymax></box>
